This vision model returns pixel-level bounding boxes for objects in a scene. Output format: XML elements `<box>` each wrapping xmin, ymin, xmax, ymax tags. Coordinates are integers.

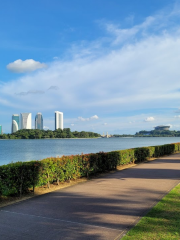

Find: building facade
<box><xmin>35</xmin><ymin>112</ymin><xmax>43</xmax><ymax>130</ymax></box>
<box><xmin>0</xmin><ymin>125</ymin><xmax>2</xmax><ymax>134</ymax></box>
<box><xmin>12</xmin><ymin>114</ymin><xmax>20</xmax><ymax>133</ymax></box>
<box><xmin>55</xmin><ymin>111</ymin><xmax>63</xmax><ymax>130</ymax></box>
<box><xmin>154</xmin><ymin>125</ymin><xmax>170</xmax><ymax>131</ymax></box>
<box><xmin>21</xmin><ymin>113</ymin><xmax>32</xmax><ymax>129</ymax></box>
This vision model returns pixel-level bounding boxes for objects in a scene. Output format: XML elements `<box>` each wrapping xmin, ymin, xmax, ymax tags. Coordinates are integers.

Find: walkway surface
<box><xmin>0</xmin><ymin>153</ymin><xmax>180</xmax><ymax>240</ymax></box>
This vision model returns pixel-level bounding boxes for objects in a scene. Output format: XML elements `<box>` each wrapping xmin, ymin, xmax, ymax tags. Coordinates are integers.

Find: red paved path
<box><xmin>0</xmin><ymin>153</ymin><xmax>180</xmax><ymax>240</ymax></box>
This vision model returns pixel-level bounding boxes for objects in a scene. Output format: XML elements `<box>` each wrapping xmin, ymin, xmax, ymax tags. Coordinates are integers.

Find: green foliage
<box><xmin>135</xmin><ymin>130</ymin><xmax>180</xmax><ymax>137</ymax></box>
<box><xmin>114</xmin><ymin>149</ymin><xmax>135</xmax><ymax>165</ymax></box>
<box><xmin>1</xmin><ymin>142</ymin><xmax>180</xmax><ymax>196</ymax></box>
<box><xmin>0</xmin><ymin>161</ymin><xmax>41</xmax><ymax>196</ymax></box>
<box><xmin>0</xmin><ymin>128</ymin><xmax>101</xmax><ymax>139</ymax></box>
<box><xmin>114</xmin><ymin>130</ymin><xmax>180</xmax><ymax>137</ymax></box>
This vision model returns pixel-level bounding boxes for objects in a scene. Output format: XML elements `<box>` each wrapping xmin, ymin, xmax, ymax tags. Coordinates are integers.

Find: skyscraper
<box><xmin>55</xmin><ymin>111</ymin><xmax>63</xmax><ymax>130</ymax></box>
<box><xmin>35</xmin><ymin>112</ymin><xmax>43</xmax><ymax>130</ymax></box>
<box><xmin>0</xmin><ymin>125</ymin><xmax>2</xmax><ymax>134</ymax></box>
<box><xmin>21</xmin><ymin>113</ymin><xmax>32</xmax><ymax>129</ymax></box>
<box><xmin>12</xmin><ymin>114</ymin><xmax>20</xmax><ymax>133</ymax></box>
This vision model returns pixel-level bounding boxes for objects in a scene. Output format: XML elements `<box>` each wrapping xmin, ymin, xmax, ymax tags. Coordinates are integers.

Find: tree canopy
<box><xmin>0</xmin><ymin>128</ymin><xmax>101</xmax><ymax>139</ymax></box>
<box><xmin>135</xmin><ymin>130</ymin><xmax>180</xmax><ymax>137</ymax></box>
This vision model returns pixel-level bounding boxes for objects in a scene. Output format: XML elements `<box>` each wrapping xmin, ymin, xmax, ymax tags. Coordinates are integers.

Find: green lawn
<box><xmin>121</xmin><ymin>184</ymin><xmax>180</xmax><ymax>240</ymax></box>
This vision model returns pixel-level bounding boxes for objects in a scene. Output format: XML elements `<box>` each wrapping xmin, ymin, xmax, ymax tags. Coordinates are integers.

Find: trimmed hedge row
<box><xmin>0</xmin><ymin>142</ymin><xmax>180</xmax><ymax>196</ymax></box>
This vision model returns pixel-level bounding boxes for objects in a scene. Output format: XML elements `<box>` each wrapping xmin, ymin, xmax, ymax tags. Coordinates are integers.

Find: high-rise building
<box><xmin>35</xmin><ymin>112</ymin><xmax>43</xmax><ymax>130</ymax></box>
<box><xmin>0</xmin><ymin>125</ymin><xmax>2</xmax><ymax>134</ymax></box>
<box><xmin>55</xmin><ymin>111</ymin><xmax>63</xmax><ymax>130</ymax></box>
<box><xmin>21</xmin><ymin>113</ymin><xmax>32</xmax><ymax>129</ymax></box>
<box><xmin>12</xmin><ymin>114</ymin><xmax>20</xmax><ymax>133</ymax></box>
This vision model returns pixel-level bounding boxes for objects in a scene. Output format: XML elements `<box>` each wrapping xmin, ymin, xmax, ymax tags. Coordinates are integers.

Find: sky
<box><xmin>1</xmin><ymin>0</ymin><xmax>180</xmax><ymax>134</ymax></box>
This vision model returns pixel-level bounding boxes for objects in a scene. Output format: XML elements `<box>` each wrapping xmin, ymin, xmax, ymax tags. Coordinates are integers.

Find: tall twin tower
<box><xmin>12</xmin><ymin>111</ymin><xmax>63</xmax><ymax>133</ymax></box>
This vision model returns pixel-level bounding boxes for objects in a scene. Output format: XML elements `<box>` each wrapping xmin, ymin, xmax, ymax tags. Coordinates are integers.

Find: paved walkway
<box><xmin>0</xmin><ymin>153</ymin><xmax>180</xmax><ymax>240</ymax></box>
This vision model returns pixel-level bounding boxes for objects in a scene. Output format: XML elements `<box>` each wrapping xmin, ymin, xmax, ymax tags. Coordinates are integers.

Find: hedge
<box><xmin>0</xmin><ymin>142</ymin><xmax>180</xmax><ymax>196</ymax></box>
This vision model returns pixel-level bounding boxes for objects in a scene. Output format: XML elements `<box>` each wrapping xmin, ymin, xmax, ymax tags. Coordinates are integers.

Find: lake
<box><xmin>0</xmin><ymin>137</ymin><xmax>180</xmax><ymax>166</ymax></box>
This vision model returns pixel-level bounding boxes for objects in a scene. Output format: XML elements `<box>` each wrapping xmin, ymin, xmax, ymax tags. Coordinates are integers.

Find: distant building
<box><xmin>55</xmin><ymin>111</ymin><xmax>63</xmax><ymax>130</ymax></box>
<box><xmin>101</xmin><ymin>132</ymin><xmax>112</xmax><ymax>138</ymax></box>
<box><xmin>0</xmin><ymin>125</ymin><xmax>2</xmax><ymax>134</ymax></box>
<box><xmin>12</xmin><ymin>114</ymin><xmax>20</xmax><ymax>133</ymax></box>
<box><xmin>35</xmin><ymin>112</ymin><xmax>43</xmax><ymax>130</ymax></box>
<box><xmin>21</xmin><ymin>113</ymin><xmax>32</xmax><ymax>129</ymax></box>
<box><xmin>154</xmin><ymin>125</ymin><xmax>170</xmax><ymax>131</ymax></box>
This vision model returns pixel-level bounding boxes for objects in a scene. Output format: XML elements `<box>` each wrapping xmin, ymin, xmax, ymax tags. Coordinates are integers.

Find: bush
<box><xmin>1</xmin><ymin>142</ymin><xmax>180</xmax><ymax>196</ymax></box>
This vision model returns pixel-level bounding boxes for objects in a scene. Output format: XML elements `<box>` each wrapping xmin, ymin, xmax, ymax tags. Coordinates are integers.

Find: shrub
<box><xmin>1</xmin><ymin>142</ymin><xmax>180</xmax><ymax>196</ymax></box>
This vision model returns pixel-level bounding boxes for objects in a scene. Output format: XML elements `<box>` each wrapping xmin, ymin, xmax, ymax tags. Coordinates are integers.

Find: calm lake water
<box><xmin>0</xmin><ymin>137</ymin><xmax>180</xmax><ymax>166</ymax></box>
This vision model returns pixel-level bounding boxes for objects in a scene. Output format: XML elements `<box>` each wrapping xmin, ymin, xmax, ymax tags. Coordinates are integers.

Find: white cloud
<box><xmin>174</xmin><ymin>115</ymin><xmax>180</xmax><ymax>118</ymax></box>
<box><xmin>7</xmin><ymin>59</ymin><xmax>47</xmax><ymax>73</ymax></box>
<box><xmin>71</xmin><ymin>123</ymin><xmax>75</xmax><ymax>126</ymax></box>
<box><xmin>105</xmin><ymin>5</ymin><xmax>180</xmax><ymax>46</ymax></box>
<box><xmin>43</xmin><ymin>126</ymin><xmax>49</xmax><ymax>130</ymax></box>
<box><xmin>144</xmin><ymin>117</ymin><xmax>155</xmax><ymax>122</ymax></box>
<box><xmin>90</xmin><ymin>115</ymin><xmax>99</xmax><ymax>120</ymax></box>
<box><xmin>78</xmin><ymin>115</ymin><xmax>99</xmax><ymax>121</ymax></box>
<box><xmin>2</xmin><ymin>4</ymin><xmax>180</xmax><ymax>133</ymax></box>
<box><xmin>78</xmin><ymin>117</ymin><xmax>87</xmax><ymax>121</ymax></box>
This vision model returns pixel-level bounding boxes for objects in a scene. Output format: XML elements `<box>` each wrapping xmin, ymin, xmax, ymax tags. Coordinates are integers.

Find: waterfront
<box><xmin>0</xmin><ymin>137</ymin><xmax>180</xmax><ymax>166</ymax></box>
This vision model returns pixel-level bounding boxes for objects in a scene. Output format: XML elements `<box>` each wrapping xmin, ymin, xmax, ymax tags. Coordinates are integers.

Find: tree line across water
<box><xmin>1</xmin><ymin>129</ymin><xmax>179</xmax><ymax>139</ymax></box>
<box><xmin>0</xmin><ymin>128</ymin><xmax>101</xmax><ymax>139</ymax></box>
<box><xmin>114</xmin><ymin>130</ymin><xmax>180</xmax><ymax>137</ymax></box>
<box><xmin>135</xmin><ymin>130</ymin><xmax>180</xmax><ymax>137</ymax></box>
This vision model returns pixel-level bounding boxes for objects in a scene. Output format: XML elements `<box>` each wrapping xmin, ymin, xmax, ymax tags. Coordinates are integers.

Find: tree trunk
<box><xmin>47</xmin><ymin>173</ymin><xmax>50</xmax><ymax>188</ymax></box>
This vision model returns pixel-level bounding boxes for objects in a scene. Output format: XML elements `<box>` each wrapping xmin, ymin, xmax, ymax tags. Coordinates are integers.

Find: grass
<box><xmin>121</xmin><ymin>184</ymin><xmax>180</xmax><ymax>240</ymax></box>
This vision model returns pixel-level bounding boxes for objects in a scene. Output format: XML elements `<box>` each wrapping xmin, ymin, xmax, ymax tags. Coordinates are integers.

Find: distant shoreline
<box><xmin>1</xmin><ymin>136</ymin><xmax>180</xmax><ymax>141</ymax></box>
<box><xmin>0</xmin><ymin>137</ymin><xmax>102</xmax><ymax>140</ymax></box>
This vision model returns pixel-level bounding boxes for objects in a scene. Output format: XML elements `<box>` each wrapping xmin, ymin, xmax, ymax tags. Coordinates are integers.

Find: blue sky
<box><xmin>1</xmin><ymin>0</ymin><xmax>180</xmax><ymax>134</ymax></box>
